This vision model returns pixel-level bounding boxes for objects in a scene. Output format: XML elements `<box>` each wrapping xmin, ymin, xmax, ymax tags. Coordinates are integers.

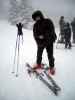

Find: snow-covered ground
<box><xmin>0</xmin><ymin>20</ymin><xmax>75</xmax><ymax>100</ymax></box>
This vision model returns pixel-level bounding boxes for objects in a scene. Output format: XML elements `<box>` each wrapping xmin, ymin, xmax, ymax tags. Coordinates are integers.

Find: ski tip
<box><xmin>55</xmin><ymin>92</ymin><xmax>59</xmax><ymax>96</ymax></box>
<box><xmin>55</xmin><ymin>88</ymin><xmax>61</xmax><ymax>96</ymax></box>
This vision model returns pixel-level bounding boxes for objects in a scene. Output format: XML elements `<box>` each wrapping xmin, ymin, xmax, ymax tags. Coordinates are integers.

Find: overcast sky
<box><xmin>31</xmin><ymin>0</ymin><xmax>75</xmax><ymax>16</ymax></box>
<box><xmin>0</xmin><ymin>0</ymin><xmax>75</xmax><ymax>21</ymax></box>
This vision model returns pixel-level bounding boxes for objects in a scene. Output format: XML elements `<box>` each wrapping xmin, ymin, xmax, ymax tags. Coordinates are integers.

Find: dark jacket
<box><xmin>64</xmin><ymin>23</ymin><xmax>71</xmax><ymax>40</ymax></box>
<box><xmin>71</xmin><ymin>20</ymin><xmax>75</xmax><ymax>32</ymax></box>
<box><xmin>33</xmin><ymin>18</ymin><xmax>57</xmax><ymax>46</ymax></box>
<box><xmin>59</xmin><ymin>18</ymin><xmax>65</xmax><ymax>35</ymax></box>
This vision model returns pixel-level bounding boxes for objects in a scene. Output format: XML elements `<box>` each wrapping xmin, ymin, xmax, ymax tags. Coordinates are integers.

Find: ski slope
<box><xmin>0</xmin><ymin>21</ymin><xmax>75</xmax><ymax>100</ymax></box>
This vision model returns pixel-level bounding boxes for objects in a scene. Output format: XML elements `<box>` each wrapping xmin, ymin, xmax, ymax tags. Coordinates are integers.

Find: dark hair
<box><xmin>32</xmin><ymin>10</ymin><xmax>44</xmax><ymax>21</ymax></box>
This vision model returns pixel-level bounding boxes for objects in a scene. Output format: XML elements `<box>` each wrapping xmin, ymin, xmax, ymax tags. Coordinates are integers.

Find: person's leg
<box><xmin>61</xmin><ymin>33</ymin><xmax>65</xmax><ymax>43</ymax></box>
<box><xmin>65</xmin><ymin>38</ymin><xmax>68</xmax><ymax>48</ymax></box>
<box><xmin>33</xmin><ymin>46</ymin><xmax>44</xmax><ymax>69</ymax></box>
<box><xmin>46</xmin><ymin>44</ymin><xmax>54</xmax><ymax>68</ymax></box>
<box><xmin>46</xmin><ymin>44</ymin><xmax>55</xmax><ymax>75</ymax></box>
<box><xmin>36</xmin><ymin>46</ymin><xmax>44</xmax><ymax>64</ymax></box>
<box><xmin>68</xmin><ymin>39</ymin><xmax>71</xmax><ymax>49</ymax></box>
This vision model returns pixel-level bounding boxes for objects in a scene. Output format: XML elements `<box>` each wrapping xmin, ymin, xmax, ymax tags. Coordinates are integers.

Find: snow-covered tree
<box><xmin>9</xmin><ymin>0</ymin><xmax>20</xmax><ymax>24</ymax></box>
<box><xmin>9</xmin><ymin>0</ymin><xmax>34</xmax><ymax>29</ymax></box>
<box><xmin>18</xmin><ymin>0</ymin><xmax>34</xmax><ymax>28</ymax></box>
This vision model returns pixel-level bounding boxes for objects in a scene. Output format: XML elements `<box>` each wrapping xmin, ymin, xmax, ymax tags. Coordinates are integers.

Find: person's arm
<box><xmin>45</xmin><ymin>19</ymin><xmax>57</xmax><ymax>42</ymax></box>
<box><xmin>33</xmin><ymin>23</ymin><xmax>43</xmax><ymax>46</ymax></box>
<box><xmin>50</xmin><ymin>20</ymin><xmax>57</xmax><ymax>42</ymax></box>
<box><xmin>33</xmin><ymin>24</ymin><xmax>38</xmax><ymax>40</ymax></box>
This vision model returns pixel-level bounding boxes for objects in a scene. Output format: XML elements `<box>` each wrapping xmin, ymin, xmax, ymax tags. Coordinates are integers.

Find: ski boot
<box><xmin>33</xmin><ymin>64</ymin><xmax>44</xmax><ymax>70</ymax></box>
<box><xmin>48</xmin><ymin>67</ymin><xmax>56</xmax><ymax>75</ymax></box>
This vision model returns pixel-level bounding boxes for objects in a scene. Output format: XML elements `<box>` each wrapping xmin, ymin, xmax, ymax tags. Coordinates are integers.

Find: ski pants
<box><xmin>65</xmin><ymin>38</ymin><xmax>71</xmax><ymax>48</ymax></box>
<box><xmin>36</xmin><ymin>44</ymin><xmax>54</xmax><ymax>68</ymax></box>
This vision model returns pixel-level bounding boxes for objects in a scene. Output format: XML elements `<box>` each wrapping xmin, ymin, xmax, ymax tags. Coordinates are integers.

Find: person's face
<box><xmin>35</xmin><ymin>16</ymin><xmax>41</xmax><ymax>21</ymax></box>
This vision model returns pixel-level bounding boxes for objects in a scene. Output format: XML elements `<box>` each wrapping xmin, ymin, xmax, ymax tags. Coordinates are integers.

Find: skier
<box><xmin>71</xmin><ymin>18</ymin><xmax>75</xmax><ymax>43</ymax></box>
<box><xmin>64</xmin><ymin>22</ymin><xmax>71</xmax><ymax>49</ymax></box>
<box><xmin>58</xmin><ymin>16</ymin><xmax>65</xmax><ymax>43</ymax></box>
<box><xmin>32</xmin><ymin>10</ymin><xmax>57</xmax><ymax>75</ymax></box>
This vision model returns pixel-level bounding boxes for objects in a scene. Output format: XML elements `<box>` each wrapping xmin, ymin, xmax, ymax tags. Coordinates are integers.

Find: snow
<box><xmin>0</xmin><ymin>20</ymin><xmax>75</xmax><ymax>100</ymax></box>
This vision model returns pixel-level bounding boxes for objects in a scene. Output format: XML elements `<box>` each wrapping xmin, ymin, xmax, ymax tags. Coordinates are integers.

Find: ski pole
<box><xmin>22</xmin><ymin>35</ymin><xmax>23</xmax><ymax>45</ymax></box>
<box><xmin>12</xmin><ymin>34</ymin><xmax>18</xmax><ymax>73</ymax></box>
<box><xmin>56</xmin><ymin>33</ymin><xmax>60</xmax><ymax>48</ymax></box>
<box><xmin>16</xmin><ymin>35</ymin><xmax>20</xmax><ymax>77</ymax></box>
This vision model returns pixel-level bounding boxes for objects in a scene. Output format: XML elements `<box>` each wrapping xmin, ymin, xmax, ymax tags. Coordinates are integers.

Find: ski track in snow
<box><xmin>0</xmin><ymin>21</ymin><xmax>75</xmax><ymax>100</ymax></box>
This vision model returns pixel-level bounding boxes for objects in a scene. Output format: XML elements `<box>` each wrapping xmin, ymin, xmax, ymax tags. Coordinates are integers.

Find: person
<box><xmin>58</xmin><ymin>16</ymin><xmax>65</xmax><ymax>43</ymax></box>
<box><xmin>64</xmin><ymin>22</ymin><xmax>71</xmax><ymax>49</ymax></box>
<box><xmin>32</xmin><ymin>10</ymin><xmax>57</xmax><ymax>75</ymax></box>
<box><xmin>71</xmin><ymin>18</ymin><xmax>75</xmax><ymax>43</ymax></box>
<box><xmin>16</xmin><ymin>22</ymin><xmax>23</xmax><ymax>44</ymax></box>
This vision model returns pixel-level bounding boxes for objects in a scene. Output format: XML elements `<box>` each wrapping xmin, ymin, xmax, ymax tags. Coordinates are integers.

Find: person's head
<box><xmin>66</xmin><ymin>22</ymin><xmax>69</xmax><ymax>27</ymax></box>
<box><xmin>32</xmin><ymin>10</ymin><xmax>44</xmax><ymax>21</ymax></box>
<box><xmin>60</xmin><ymin>16</ymin><xmax>64</xmax><ymax>20</ymax></box>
